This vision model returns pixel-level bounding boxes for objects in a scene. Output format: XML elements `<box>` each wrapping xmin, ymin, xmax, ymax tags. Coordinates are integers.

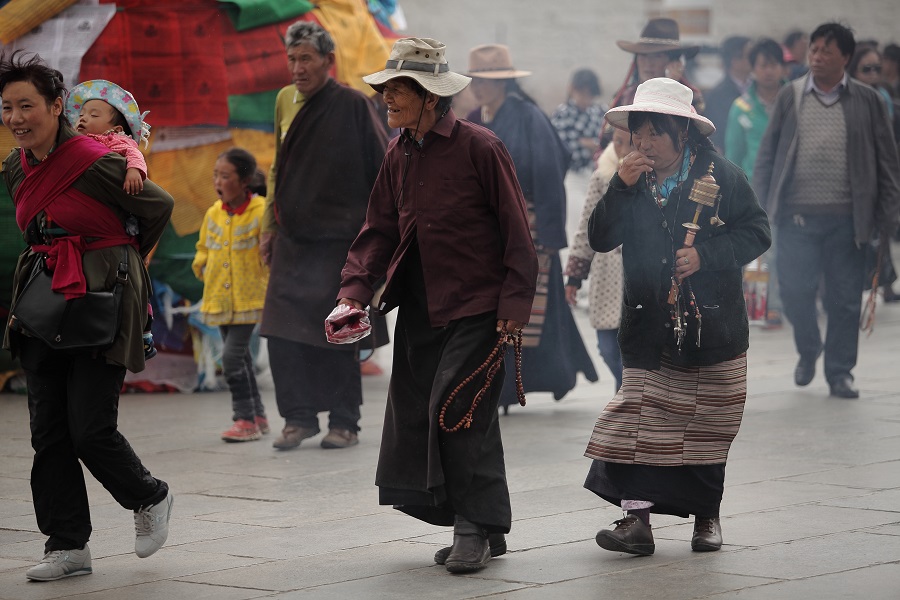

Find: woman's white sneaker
<box><xmin>26</xmin><ymin>545</ymin><xmax>92</xmax><ymax>581</ymax></box>
<box><xmin>134</xmin><ymin>492</ymin><xmax>174</xmax><ymax>558</ymax></box>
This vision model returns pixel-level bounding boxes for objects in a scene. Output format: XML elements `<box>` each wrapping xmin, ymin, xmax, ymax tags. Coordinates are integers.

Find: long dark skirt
<box><xmin>584</xmin><ymin>461</ymin><xmax>726</xmax><ymax>518</ymax></box>
<box><xmin>376</xmin><ymin>244</ymin><xmax>511</xmax><ymax>533</ymax></box>
<box><xmin>500</xmin><ymin>253</ymin><xmax>597</xmax><ymax>408</ymax></box>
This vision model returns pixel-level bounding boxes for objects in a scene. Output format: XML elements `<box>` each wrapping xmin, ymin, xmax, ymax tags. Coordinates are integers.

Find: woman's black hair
<box><xmin>218</xmin><ymin>147</ymin><xmax>258</xmax><ymax>182</ymax></box>
<box><xmin>0</xmin><ymin>50</ymin><xmax>68</xmax><ymax>130</ymax></box>
<box><xmin>848</xmin><ymin>46</ymin><xmax>880</xmax><ymax>79</ymax></box>
<box><xmin>248</xmin><ymin>169</ymin><xmax>267</xmax><ymax>196</ymax></box>
<box><xmin>503</xmin><ymin>78</ymin><xmax>539</xmax><ymax>106</ymax></box>
<box><xmin>627</xmin><ymin>111</ymin><xmax>715</xmax><ymax>154</ymax></box>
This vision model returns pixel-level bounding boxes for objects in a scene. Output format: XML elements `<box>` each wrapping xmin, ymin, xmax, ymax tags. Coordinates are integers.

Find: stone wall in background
<box><xmin>399</xmin><ymin>0</ymin><xmax>898</xmax><ymax>114</ymax></box>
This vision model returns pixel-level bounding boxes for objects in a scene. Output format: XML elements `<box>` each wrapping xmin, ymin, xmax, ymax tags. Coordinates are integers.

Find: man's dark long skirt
<box><xmin>376</xmin><ymin>244</ymin><xmax>511</xmax><ymax>533</ymax></box>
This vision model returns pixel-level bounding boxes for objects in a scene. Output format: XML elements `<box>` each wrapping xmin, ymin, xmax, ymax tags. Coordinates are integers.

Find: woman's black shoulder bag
<box><xmin>9</xmin><ymin>247</ymin><xmax>129</xmax><ymax>351</ymax></box>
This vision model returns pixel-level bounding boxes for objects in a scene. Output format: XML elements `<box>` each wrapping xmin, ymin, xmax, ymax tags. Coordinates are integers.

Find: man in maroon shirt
<box><xmin>337</xmin><ymin>37</ymin><xmax>537</xmax><ymax>573</ymax></box>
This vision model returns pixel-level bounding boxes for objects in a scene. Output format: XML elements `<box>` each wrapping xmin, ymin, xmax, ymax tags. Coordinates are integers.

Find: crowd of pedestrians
<box><xmin>1</xmin><ymin>12</ymin><xmax>898</xmax><ymax>584</ymax></box>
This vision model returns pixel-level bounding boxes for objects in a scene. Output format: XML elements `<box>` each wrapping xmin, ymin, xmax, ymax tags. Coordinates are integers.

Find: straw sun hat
<box><xmin>604</xmin><ymin>77</ymin><xmax>715</xmax><ymax>136</ymax></box>
<box><xmin>363</xmin><ymin>37</ymin><xmax>471</xmax><ymax>96</ymax></box>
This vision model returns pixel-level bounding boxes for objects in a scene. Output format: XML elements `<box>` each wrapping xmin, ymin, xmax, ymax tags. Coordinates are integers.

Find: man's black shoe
<box><xmin>435</xmin><ymin>533</ymin><xmax>506</xmax><ymax>565</ymax></box>
<box><xmin>445</xmin><ymin>517</ymin><xmax>491</xmax><ymax>573</ymax></box>
<box><xmin>829</xmin><ymin>376</ymin><xmax>859</xmax><ymax>399</ymax></box>
<box><xmin>794</xmin><ymin>355</ymin><xmax>817</xmax><ymax>386</ymax></box>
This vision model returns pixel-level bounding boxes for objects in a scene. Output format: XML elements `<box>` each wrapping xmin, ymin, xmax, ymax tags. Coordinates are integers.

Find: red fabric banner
<box><xmin>222</xmin><ymin>12</ymin><xmax>321</xmax><ymax>97</ymax></box>
<box><xmin>81</xmin><ymin>6</ymin><xmax>229</xmax><ymax>127</ymax></box>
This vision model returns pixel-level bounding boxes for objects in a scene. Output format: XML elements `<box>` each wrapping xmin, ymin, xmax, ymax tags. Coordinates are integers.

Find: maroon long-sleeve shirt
<box><xmin>339</xmin><ymin>110</ymin><xmax>537</xmax><ymax>327</ymax></box>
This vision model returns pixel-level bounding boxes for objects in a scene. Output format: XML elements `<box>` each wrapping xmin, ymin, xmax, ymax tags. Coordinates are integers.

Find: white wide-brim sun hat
<box><xmin>605</xmin><ymin>77</ymin><xmax>715</xmax><ymax>137</ymax></box>
<box><xmin>364</xmin><ymin>37</ymin><xmax>471</xmax><ymax>97</ymax></box>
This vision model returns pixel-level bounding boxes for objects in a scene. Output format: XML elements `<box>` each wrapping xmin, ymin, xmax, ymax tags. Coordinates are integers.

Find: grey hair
<box><xmin>284</xmin><ymin>21</ymin><xmax>335</xmax><ymax>55</ymax></box>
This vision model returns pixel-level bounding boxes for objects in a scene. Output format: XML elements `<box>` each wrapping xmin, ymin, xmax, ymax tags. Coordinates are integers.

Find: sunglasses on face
<box><xmin>860</xmin><ymin>64</ymin><xmax>882</xmax><ymax>74</ymax></box>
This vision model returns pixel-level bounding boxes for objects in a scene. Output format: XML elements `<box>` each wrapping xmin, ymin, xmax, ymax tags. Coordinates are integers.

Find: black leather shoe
<box><xmin>794</xmin><ymin>355</ymin><xmax>818</xmax><ymax>386</ymax></box>
<box><xmin>595</xmin><ymin>514</ymin><xmax>655</xmax><ymax>556</ymax></box>
<box><xmin>829</xmin><ymin>376</ymin><xmax>859</xmax><ymax>399</ymax></box>
<box><xmin>445</xmin><ymin>517</ymin><xmax>491</xmax><ymax>573</ymax></box>
<box><xmin>691</xmin><ymin>516</ymin><xmax>723</xmax><ymax>552</ymax></box>
<box><xmin>435</xmin><ymin>533</ymin><xmax>506</xmax><ymax>565</ymax></box>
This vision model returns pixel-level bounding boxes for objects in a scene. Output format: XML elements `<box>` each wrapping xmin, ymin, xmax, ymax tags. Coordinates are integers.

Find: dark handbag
<box><xmin>10</xmin><ymin>248</ymin><xmax>129</xmax><ymax>350</ymax></box>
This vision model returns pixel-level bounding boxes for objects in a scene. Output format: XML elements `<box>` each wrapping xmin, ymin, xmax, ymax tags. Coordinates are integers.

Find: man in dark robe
<box><xmin>259</xmin><ymin>21</ymin><xmax>387</xmax><ymax>450</ymax></box>
<box><xmin>338</xmin><ymin>37</ymin><xmax>537</xmax><ymax>573</ymax></box>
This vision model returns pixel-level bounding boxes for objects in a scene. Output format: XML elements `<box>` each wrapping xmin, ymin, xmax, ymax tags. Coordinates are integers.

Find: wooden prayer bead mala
<box><xmin>439</xmin><ymin>329</ymin><xmax>525</xmax><ymax>433</ymax></box>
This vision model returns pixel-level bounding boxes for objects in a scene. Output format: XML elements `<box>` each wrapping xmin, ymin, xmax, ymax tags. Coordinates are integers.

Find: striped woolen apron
<box><xmin>585</xmin><ymin>353</ymin><xmax>747</xmax><ymax>466</ymax></box>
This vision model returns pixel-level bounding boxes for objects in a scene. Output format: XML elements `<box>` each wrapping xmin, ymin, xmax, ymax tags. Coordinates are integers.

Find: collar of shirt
<box><xmin>805</xmin><ymin>72</ymin><xmax>848</xmax><ymax>106</ymax></box>
<box><xmin>428</xmin><ymin>108</ymin><xmax>457</xmax><ymax>139</ymax></box>
<box><xmin>221</xmin><ymin>193</ymin><xmax>253</xmax><ymax>216</ymax></box>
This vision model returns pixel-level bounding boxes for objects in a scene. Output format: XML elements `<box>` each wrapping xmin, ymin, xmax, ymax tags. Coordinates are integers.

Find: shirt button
<box><xmin>223</xmin><ymin>262</ymin><xmax>229</xmax><ymax>269</ymax></box>
<box><xmin>224</xmin><ymin>241</ymin><xmax>229</xmax><ymax>246</ymax></box>
<box><xmin>665</xmin><ymin>322</ymin><xmax>671</xmax><ymax>329</ymax></box>
<box><xmin>225</xmin><ymin>218</ymin><xmax>231</xmax><ymax>225</ymax></box>
<box><xmin>224</xmin><ymin>282</ymin><xmax>231</xmax><ymax>289</ymax></box>
<box><xmin>661</xmin><ymin>220</ymin><xmax>667</xmax><ymax>228</ymax></box>
<box><xmin>419</xmin><ymin>181</ymin><xmax>424</xmax><ymax>186</ymax></box>
<box><xmin>661</xmin><ymin>258</ymin><xmax>667</xmax><ymax>264</ymax></box>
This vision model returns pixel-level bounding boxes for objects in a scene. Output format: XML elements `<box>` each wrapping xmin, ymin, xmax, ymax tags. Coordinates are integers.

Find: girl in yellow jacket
<box><xmin>193</xmin><ymin>148</ymin><xmax>270</xmax><ymax>442</ymax></box>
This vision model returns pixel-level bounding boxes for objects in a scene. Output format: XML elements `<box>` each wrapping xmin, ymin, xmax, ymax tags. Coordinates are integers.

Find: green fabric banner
<box><xmin>228</xmin><ymin>89</ymin><xmax>280</xmax><ymax>129</ymax></box>
<box><xmin>148</xmin><ymin>223</ymin><xmax>204</xmax><ymax>304</ymax></box>
<box><xmin>218</xmin><ymin>0</ymin><xmax>314</xmax><ymax>32</ymax></box>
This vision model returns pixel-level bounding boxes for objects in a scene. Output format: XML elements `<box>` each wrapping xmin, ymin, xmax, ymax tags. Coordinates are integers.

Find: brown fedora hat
<box><xmin>466</xmin><ymin>44</ymin><xmax>532</xmax><ymax>79</ymax></box>
<box><xmin>616</xmin><ymin>18</ymin><xmax>700</xmax><ymax>58</ymax></box>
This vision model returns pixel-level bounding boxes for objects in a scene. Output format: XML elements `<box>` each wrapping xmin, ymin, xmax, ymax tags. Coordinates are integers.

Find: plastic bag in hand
<box><xmin>325</xmin><ymin>304</ymin><xmax>372</xmax><ymax>344</ymax></box>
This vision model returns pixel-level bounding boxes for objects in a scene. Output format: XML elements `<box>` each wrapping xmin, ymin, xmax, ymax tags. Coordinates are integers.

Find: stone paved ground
<box><xmin>1</xmin><ymin>275</ymin><xmax>899</xmax><ymax>599</ymax></box>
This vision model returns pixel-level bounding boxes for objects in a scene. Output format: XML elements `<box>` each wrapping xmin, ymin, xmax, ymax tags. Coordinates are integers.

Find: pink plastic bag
<box><xmin>325</xmin><ymin>304</ymin><xmax>372</xmax><ymax>344</ymax></box>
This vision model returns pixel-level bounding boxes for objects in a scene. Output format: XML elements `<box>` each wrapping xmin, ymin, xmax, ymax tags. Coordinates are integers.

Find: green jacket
<box><xmin>724</xmin><ymin>82</ymin><xmax>776</xmax><ymax>181</ymax></box>
<box><xmin>3</xmin><ymin>125</ymin><xmax>174</xmax><ymax>373</ymax></box>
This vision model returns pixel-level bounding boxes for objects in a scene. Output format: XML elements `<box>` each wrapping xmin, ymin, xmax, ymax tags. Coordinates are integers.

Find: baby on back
<box><xmin>65</xmin><ymin>79</ymin><xmax>150</xmax><ymax>195</ymax></box>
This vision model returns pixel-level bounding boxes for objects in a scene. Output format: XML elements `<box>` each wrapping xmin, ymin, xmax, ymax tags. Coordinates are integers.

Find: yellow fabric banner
<box><xmin>0</xmin><ymin>0</ymin><xmax>79</xmax><ymax>44</ymax></box>
<box><xmin>312</xmin><ymin>0</ymin><xmax>391</xmax><ymax>97</ymax></box>
<box><xmin>0</xmin><ymin>127</ymin><xmax>15</xmax><ymax>161</ymax></box>
<box><xmin>146</xmin><ymin>128</ymin><xmax>275</xmax><ymax>236</ymax></box>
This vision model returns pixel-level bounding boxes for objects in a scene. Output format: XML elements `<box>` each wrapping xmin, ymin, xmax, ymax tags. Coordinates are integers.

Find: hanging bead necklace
<box><xmin>646</xmin><ymin>148</ymin><xmax>692</xmax><ymax>208</ymax></box>
<box><xmin>648</xmin><ymin>148</ymin><xmax>702</xmax><ymax>350</ymax></box>
<box><xmin>34</xmin><ymin>144</ymin><xmax>55</xmax><ymax>163</ymax></box>
<box><xmin>647</xmin><ymin>169</ymin><xmax>667</xmax><ymax>207</ymax></box>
